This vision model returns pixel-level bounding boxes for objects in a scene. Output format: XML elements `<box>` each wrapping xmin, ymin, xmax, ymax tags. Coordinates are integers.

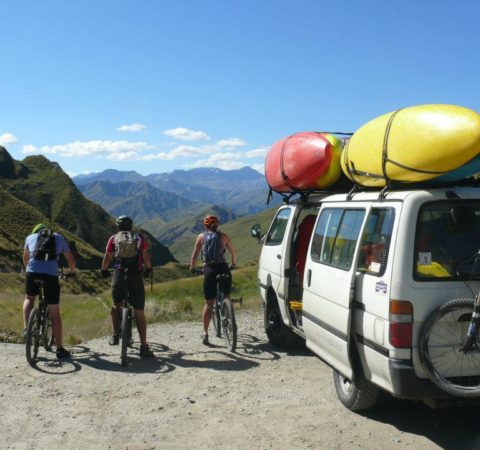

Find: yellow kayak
<box><xmin>341</xmin><ymin>104</ymin><xmax>480</xmax><ymax>187</ymax></box>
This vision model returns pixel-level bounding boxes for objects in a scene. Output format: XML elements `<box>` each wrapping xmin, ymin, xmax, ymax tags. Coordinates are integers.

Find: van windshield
<box><xmin>415</xmin><ymin>200</ymin><xmax>480</xmax><ymax>280</ymax></box>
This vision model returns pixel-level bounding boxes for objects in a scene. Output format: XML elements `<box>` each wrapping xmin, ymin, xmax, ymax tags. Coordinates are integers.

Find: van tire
<box><xmin>264</xmin><ymin>297</ymin><xmax>300</xmax><ymax>348</ymax></box>
<box><xmin>333</xmin><ymin>369</ymin><xmax>378</xmax><ymax>411</ymax></box>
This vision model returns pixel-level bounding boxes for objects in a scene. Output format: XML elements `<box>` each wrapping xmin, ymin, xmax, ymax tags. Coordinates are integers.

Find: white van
<box><xmin>252</xmin><ymin>186</ymin><xmax>480</xmax><ymax>410</ymax></box>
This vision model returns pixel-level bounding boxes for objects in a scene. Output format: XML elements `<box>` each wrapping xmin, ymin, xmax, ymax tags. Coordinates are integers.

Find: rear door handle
<box><xmin>307</xmin><ymin>269</ymin><xmax>312</xmax><ymax>287</ymax></box>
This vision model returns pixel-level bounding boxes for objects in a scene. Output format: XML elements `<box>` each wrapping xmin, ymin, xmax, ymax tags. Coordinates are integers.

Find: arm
<box><xmin>64</xmin><ymin>250</ymin><xmax>77</xmax><ymax>274</ymax></box>
<box><xmin>190</xmin><ymin>234</ymin><xmax>203</xmax><ymax>270</ymax></box>
<box><xmin>223</xmin><ymin>233</ymin><xmax>237</xmax><ymax>266</ymax></box>
<box><xmin>23</xmin><ymin>248</ymin><xmax>30</xmax><ymax>268</ymax></box>
<box><xmin>142</xmin><ymin>248</ymin><xmax>152</xmax><ymax>270</ymax></box>
<box><xmin>101</xmin><ymin>251</ymin><xmax>113</xmax><ymax>271</ymax></box>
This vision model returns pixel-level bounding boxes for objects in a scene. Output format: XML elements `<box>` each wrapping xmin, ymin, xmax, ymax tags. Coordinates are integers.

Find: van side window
<box><xmin>265</xmin><ymin>208</ymin><xmax>291</xmax><ymax>245</ymax></box>
<box><xmin>358</xmin><ymin>208</ymin><xmax>395</xmax><ymax>276</ymax></box>
<box><xmin>311</xmin><ymin>208</ymin><xmax>365</xmax><ymax>270</ymax></box>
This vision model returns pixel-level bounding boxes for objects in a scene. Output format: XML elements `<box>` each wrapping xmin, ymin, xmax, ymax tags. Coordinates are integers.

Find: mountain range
<box><xmin>74</xmin><ymin>166</ymin><xmax>281</xmax><ymax>219</ymax></box>
<box><xmin>0</xmin><ymin>147</ymin><xmax>175</xmax><ymax>271</ymax></box>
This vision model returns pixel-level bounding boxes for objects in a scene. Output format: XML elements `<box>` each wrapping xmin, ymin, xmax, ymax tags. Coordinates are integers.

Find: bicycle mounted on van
<box><xmin>253</xmin><ymin>180</ymin><xmax>480</xmax><ymax>410</ymax></box>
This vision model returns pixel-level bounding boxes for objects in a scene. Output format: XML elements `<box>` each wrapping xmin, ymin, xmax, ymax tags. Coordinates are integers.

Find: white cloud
<box><xmin>106</xmin><ymin>151</ymin><xmax>140</xmax><ymax>161</ymax></box>
<box><xmin>0</xmin><ymin>133</ymin><xmax>18</xmax><ymax>146</ymax></box>
<box><xmin>140</xmin><ymin>144</ymin><xmax>212</xmax><ymax>161</ymax></box>
<box><xmin>217</xmin><ymin>138</ymin><xmax>247</xmax><ymax>148</ymax></box>
<box><xmin>117</xmin><ymin>123</ymin><xmax>147</xmax><ymax>132</ymax></box>
<box><xmin>162</xmin><ymin>127</ymin><xmax>210</xmax><ymax>141</ymax></box>
<box><xmin>187</xmin><ymin>151</ymin><xmax>246</xmax><ymax>170</ymax></box>
<box><xmin>22</xmin><ymin>140</ymin><xmax>153</xmax><ymax>157</ymax></box>
<box><xmin>245</xmin><ymin>147</ymin><xmax>268</xmax><ymax>158</ymax></box>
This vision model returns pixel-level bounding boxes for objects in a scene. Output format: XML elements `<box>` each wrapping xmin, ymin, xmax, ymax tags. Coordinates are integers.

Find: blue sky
<box><xmin>1</xmin><ymin>0</ymin><xmax>479</xmax><ymax>176</ymax></box>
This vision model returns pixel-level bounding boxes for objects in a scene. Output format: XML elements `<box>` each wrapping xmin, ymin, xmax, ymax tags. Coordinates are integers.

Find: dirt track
<box><xmin>1</xmin><ymin>309</ymin><xmax>479</xmax><ymax>450</ymax></box>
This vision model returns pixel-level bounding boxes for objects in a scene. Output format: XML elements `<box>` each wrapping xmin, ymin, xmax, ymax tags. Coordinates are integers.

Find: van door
<box><xmin>258</xmin><ymin>206</ymin><xmax>294</xmax><ymax>322</ymax></box>
<box><xmin>302</xmin><ymin>206</ymin><xmax>368</xmax><ymax>379</ymax></box>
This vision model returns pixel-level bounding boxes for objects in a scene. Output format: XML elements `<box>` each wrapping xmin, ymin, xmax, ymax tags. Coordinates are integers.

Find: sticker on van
<box><xmin>375</xmin><ymin>280</ymin><xmax>387</xmax><ymax>294</ymax></box>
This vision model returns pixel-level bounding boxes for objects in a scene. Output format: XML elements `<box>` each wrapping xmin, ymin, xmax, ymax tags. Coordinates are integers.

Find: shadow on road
<box><xmin>62</xmin><ymin>333</ymin><xmax>283</xmax><ymax>374</ymax></box>
<box><xmin>364</xmin><ymin>393</ymin><xmax>480</xmax><ymax>450</ymax></box>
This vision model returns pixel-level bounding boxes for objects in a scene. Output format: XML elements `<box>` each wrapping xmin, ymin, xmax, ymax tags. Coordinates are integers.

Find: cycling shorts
<box><xmin>112</xmin><ymin>270</ymin><xmax>145</xmax><ymax>310</ymax></box>
<box><xmin>203</xmin><ymin>263</ymin><xmax>231</xmax><ymax>300</ymax></box>
<box><xmin>25</xmin><ymin>272</ymin><xmax>60</xmax><ymax>305</ymax></box>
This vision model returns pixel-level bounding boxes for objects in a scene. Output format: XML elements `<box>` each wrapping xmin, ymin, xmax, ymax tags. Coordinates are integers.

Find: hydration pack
<box><xmin>114</xmin><ymin>231</ymin><xmax>140</xmax><ymax>268</ymax></box>
<box><xmin>33</xmin><ymin>229</ymin><xmax>57</xmax><ymax>261</ymax></box>
<box><xmin>202</xmin><ymin>231</ymin><xmax>224</xmax><ymax>265</ymax></box>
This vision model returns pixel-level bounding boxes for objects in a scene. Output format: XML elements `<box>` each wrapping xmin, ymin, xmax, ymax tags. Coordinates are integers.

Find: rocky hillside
<box><xmin>0</xmin><ymin>147</ymin><xmax>176</xmax><ymax>271</ymax></box>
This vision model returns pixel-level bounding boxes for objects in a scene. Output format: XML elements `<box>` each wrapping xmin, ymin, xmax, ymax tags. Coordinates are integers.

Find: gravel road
<box><xmin>1</xmin><ymin>309</ymin><xmax>479</xmax><ymax>450</ymax></box>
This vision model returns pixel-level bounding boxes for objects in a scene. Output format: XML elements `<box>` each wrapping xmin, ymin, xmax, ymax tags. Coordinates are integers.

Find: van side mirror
<box><xmin>251</xmin><ymin>224</ymin><xmax>262</xmax><ymax>242</ymax></box>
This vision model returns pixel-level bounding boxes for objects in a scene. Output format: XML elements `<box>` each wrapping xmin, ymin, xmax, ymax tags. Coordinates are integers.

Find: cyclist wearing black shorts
<box><xmin>101</xmin><ymin>216</ymin><xmax>154</xmax><ymax>358</ymax></box>
<box><xmin>190</xmin><ymin>215</ymin><xmax>237</xmax><ymax>345</ymax></box>
<box><xmin>23</xmin><ymin>223</ymin><xmax>77</xmax><ymax>359</ymax></box>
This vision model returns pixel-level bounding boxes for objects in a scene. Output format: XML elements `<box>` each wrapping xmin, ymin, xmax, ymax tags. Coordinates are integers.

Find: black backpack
<box><xmin>33</xmin><ymin>229</ymin><xmax>57</xmax><ymax>261</ymax></box>
<box><xmin>202</xmin><ymin>231</ymin><xmax>224</xmax><ymax>265</ymax></box>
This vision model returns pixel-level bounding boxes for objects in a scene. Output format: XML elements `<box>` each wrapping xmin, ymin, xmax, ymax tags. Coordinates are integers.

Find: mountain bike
<box><xmin>418</xmin><ymin>249</ymin><xmax>480</xmax><ymax>397</ymax></box>
<box><xmin>214</xmin><ymin>273</ymin><xmax>243</xmax><ymax>352</ymax></box>
<box><xmin>25</xmin><ymin>273</ymin><xmax>73</xmax><ymax>366</ymax></box>
<box><xmin>193</xmin><ymin>266</ymin><xmax>242</xmax><ymax>352</ymax></box>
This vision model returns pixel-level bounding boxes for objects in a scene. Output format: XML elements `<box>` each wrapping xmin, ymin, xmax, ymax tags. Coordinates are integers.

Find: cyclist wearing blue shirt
<box><xmin>23</xmin><ymin>223</ymin><xmax>76</xmax><ymax>359</ymax></box>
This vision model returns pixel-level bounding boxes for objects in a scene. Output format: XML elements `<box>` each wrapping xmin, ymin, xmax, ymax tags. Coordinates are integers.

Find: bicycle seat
<box><xmin>32</xmin><ymin>278</ymin><xmax>45</xmax><ymax>286</ymax></box>
<box><xmin>216</xmin><ymin>274</ymin><xmax>230</xmax><ymax>281</ymax></box>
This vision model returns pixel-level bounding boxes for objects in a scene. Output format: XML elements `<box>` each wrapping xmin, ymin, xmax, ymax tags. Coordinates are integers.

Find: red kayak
<box><xmin>265</xmin><ymin>132</ymin><xmax>333</xmax><ymax>192</ymax></box>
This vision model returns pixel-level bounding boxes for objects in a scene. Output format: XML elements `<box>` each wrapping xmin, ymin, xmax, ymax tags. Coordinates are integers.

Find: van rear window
<box><xmin>415</xmin><ymin>200</ymin><xmax>480</xmax><ymax>280</ymax></box>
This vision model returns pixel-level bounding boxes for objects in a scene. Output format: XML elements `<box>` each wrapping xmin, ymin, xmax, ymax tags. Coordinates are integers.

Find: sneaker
<box><xmin>56</xmin><ymin>347</ymin><xmax>71</xmax><ymax>359</ymax></box>
<box><xmin>109</xmin><ymin>335</ymin><xmax>119</xmax><ymax>345</ymax></box>
<box><xmin>139</xmin><ymin>344</ymin><xmax>154</xmax><ymax>358</ymax></box>
<box><xmin>202</xmin><ymin>332</ymin><xmax>209</xmax><ymax>345</ymax></box>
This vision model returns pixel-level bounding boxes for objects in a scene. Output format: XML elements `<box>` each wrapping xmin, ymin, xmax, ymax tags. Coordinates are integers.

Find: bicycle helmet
<box><xmin>32</xmin><ymin>223</ymin><xmax>49</xmax><ymax>234</ymax></box>
<box><xmin>203</xmin><ymin>215</ymin><xmax>219</xmax><ymax>230</ymax></box>
<box><xmin>116</xmin><ymin>215</ymin><xmax>133</xmax><ymax>231</ymax></box>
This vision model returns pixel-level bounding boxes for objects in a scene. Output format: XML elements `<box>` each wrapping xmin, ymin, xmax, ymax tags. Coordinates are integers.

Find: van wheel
<box><xmin>264</xmin><ymin>299</ymin><xmax>301</xmax><ymax>348</ymax></box>
<box><xmin>333</xmin><ymin>369</ymin><xmax>378</xmax><ymax>411</ymax></box>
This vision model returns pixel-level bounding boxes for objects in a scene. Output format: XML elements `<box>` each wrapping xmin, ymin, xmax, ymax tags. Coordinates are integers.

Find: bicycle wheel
<box><xmin>120</xmin><ymin>307</ymin><xmax>130</xmax><ymax>366</ymax></box>
<box><xmin>42</xmin><ymin>308</ymin><xmax>53</xmax><ymax>351</ymax></box>
<box><xmin>222</xmin><ymin>299</ymin><xmax>237</xmax><ymax>352</ymax></box>
<box><xmin>419</xmin><ymin>298</ymin><xmax>480</xmax><ymax>397</ymax></box>
<box><xmin>212</xmin><ymin>301</ymin><xmax>221</xmax><ymax>338</ymax></box>
<box><xmin>26</xmin><ymin>308</ymin><xmax>41</xmax><ymax>365</ymax></box>
<box><xmin>127</xmin><ymin>309</ymin><xmax>134</xmax><ymax>347</ymax></box>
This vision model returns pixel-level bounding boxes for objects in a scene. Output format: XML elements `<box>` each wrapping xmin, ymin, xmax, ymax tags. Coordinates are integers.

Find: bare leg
<box><xmin>23</xmin><ymin>295</ymin><xmax>36</xmax><ymax>327</ymax></box>
<box><xmin>111</xmin><ymin>304</ymin><xmax>122</xmax><ymax>335</ymax></box>
<box><xmin>48</xmin><ymin>304</ymin><xmax>63</xmax><ymax>348</ymax></box>
<box><xmin>202</xmin><ymin>299</ymin><xmax>214</xmax><ymax>333</ymax></box>
<box><xmin>134</xmin><ymin>309</ymin><xmax>147</xmax><ymax>346</ymax></box>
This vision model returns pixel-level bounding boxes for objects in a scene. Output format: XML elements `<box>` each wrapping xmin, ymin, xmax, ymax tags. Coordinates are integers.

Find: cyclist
<box><xmin>190</xmin><ymin>214</ymin><xmax>237</xmax><ymax>345</ymax></box>
<box><xmin>101</xmin><ymin>215</ymin><xmax>154</xmax><ymax>358</ymax></box>
<box><xmin>23</xmin><ymin>223</ymin><xmax>77</xmax><ymax>359</ymax></box>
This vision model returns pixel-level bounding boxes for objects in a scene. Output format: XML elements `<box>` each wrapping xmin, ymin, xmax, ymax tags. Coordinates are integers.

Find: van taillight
<box><xmin>389</xmin><ymin>300</ymin><xmax>413</xmax><ymax>348</ymax></box>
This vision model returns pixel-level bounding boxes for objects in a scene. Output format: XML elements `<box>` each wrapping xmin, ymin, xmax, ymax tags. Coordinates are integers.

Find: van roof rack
<box><xmin>267</xmin><ymin>177</ymin><xmax>480</xmax><ymax>205</ymax></box>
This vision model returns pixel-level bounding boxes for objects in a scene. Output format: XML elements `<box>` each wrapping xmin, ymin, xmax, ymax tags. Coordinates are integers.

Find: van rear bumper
<box><xmin>389</xmin><ymin>359</ymin><xmax>452</xmax><ymax>400</ymax></box>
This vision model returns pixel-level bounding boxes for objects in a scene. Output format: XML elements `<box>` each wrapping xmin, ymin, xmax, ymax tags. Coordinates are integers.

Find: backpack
<box><xmin>202</xmin><ymin>231</ymin><xmax>224</xmax><ymax>265</ymax></box>
<box><xmin>33</xmin><ymin>229</ymin><xmax>57</xmax><ymax>261</ymax></box>
<box><xmin>113</xmin><ymin>231</ymin><xmax>140</xmax><ymax>269</ymax></box>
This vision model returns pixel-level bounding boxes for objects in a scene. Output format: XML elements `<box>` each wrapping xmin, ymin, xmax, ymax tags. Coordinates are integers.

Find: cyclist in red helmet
<box><xmin>190</xmin><ymin>214</ymin><xmax>237</xmax><ymax>345</ymax></box>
